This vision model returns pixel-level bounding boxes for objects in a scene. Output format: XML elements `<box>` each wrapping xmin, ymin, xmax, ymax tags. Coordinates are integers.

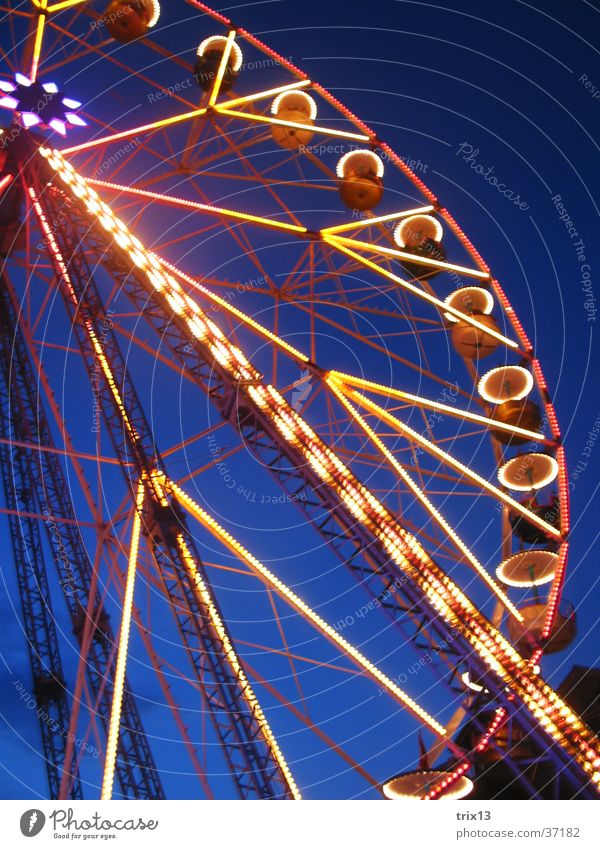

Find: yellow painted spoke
<box><xmin>329</xmin><ymin>371</ymin><xmax>545</xmax><ymax>443</ymax></box>
<box><xmin>321</xmin><ymin>206</ymin><xmax>436</xmax><ymax>235</ymax></box>
<box><xmin>209</xmin><ymin>29</ymin><xmax>237</xmax><ymax>107</ymax></box>
<box><xmin>217</xmin><ymin>79</ymin><xmax>311</xmax><ymax>110</ymax></box>
<box><xmin>326</xmin><ymin>377</ymin><xmax>524</xmax><ymax>622</ymax></box>
<box><xmin>331</xmin><ymin>233</ymin><xmax>490</xmax><ymax>280</ymax></box>
<box><xmin>101</xmin><ymin>479</ymin><xmax>145</xmax><ymax>801</ymax></box>
<box><xmin>216</xmin><ymin>106</ymin><xmax>371</xmax><ymax>142</ymax></box>
<box><xmin>87</xmin><ymin>178</ymin><xmax>307</xmax><ymax>234</ymax></box>
<box><xmin>345</xmin><ymin>388</ymin><xmax>562</xmax><ymax>540</ymax></box>
<box><xmin>61</xmin><ymin>107</ymin><xmax>209</xmax><ymax>155</ymax></box>
<box><xmin>325</xmin><ymin>236</ymin><xmax>518</xmax><ymax>349</ymax></box>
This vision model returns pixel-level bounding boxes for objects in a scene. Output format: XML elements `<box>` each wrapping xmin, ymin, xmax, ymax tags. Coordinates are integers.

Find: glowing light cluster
<box><xmin>271</xmin><ymin>90</ymin><xmax>317</xmax><ymax>120</ymax></box>
<box><xmin>394</xmin><ymin>213</ymin><xmax>443</xmax><ymax>248</ymax></box>
<box><xmin>197</xmin><ymin>35</ymin><xmax>243</xmax><ymax>71</ymax></box>
<box><xmin>478</xmin><ymin>365</ymin><xmax>534</xmax><ymax>404</ymax></box>
<box><xmin>0</xmin><ymin>73</ymin><xmax>86</xmax><ymax>135</ymax></box>
<box><xmin>498</xmin><ymin>453</ymin><xmax>559</xmax><ymax>492</ymax></box>
<box><xmin>35</xmin><ymin>146</ymin><xmax>600</xmax><ymax>787</ymax></box>
<box><xmin>336</xmin><ymin>149</ymin><xmax>384</xmax><ymax>179</ymax></box>
<box><xmin>444</xmin><ymin>287</ymin><xmax>494</xmax><ymax>323</ymax></box>
<box><xmin>420</xmin><ymin>763</ymin><xmax>473</xmax><ymax>801</ymax></box>
<box><xmin>144</xmin><ymin>0</ymin><xmax>161</xmax><ymax>28</ymax></box>
<box><xmin>383</xmin><ymin>769</ymin><xmax>473</xmax><ymax>801</ymax></box>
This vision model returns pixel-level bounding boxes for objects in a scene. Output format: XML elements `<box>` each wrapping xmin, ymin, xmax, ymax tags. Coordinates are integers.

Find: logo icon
<box><xmin>19</xmin><ymin>810</ymin><xmax>45</xmax><ymax>837</ymax></box>
<box><xmin>292</xmin><ymin>369</ymin><xmax>312</xmax><ymax>411</ymax></box>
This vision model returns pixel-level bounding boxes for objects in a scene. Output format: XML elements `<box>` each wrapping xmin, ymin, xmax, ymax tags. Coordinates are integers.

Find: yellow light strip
<box><xmin>209</xmin><ymin>29</ymin><xmax>237</xmax><ymax>107</ymax></box>
<box><xmin>331</xmin><ymin>234</ymin><xmax>490</xmax><ymax>280</ymax></box>
<box><xmin>325</xmin><ymin>236</ymin><xmax>518</xmax><ymax>350</ymax></box>
<box><xmin>325</xmin><ymin>378</ymin><xmax>524</xmax><ymax>622</ymax></box>
<box><xmin>215</xmin><ymin>106</ymin><xmax>372</xmax><ymax>142</ymax></box>
<box><xmin>217</xmin><ymin>79</ymin><xmax>312</xmax><ymax>111</ymax></box>
<box><xmin>329</xmin><ymin>371</ymin><xmax>544</xmax><ymax>442</ymax></box>
<box><xmin>345</xmin><ymin>388</ymin><xmax>562</xmax><ymax>540</ymax></box>
<box><xmin>172</xmin><ymin>528</ymin><xmax>302</xmax><ymax>799</ymax></box>
<box><xmin>157</xmin><ymin>255</ymin><xmax>309</xmax><ymax>363</ymax></box>
<box><xmin>60</xmin><ymin>106</ymin><xmax>209</xmax><ymax>155</ymax></box>
<box><xmin>321</xmin><ymin>206</ymin><xmax>435</xmax><ymax>235</ymax></box>
<box><xmin>30</xmin><ymin>2</ymin><xmax>48</xmax><ymax>83</ymax></box>
<box><xmin>101</xmin><ymin>479</ymin><xmax>145</xmax><ymax>801</ymax></box>
<box><xmin>164</xmin><ymin>474</ymin><xmax>449</xmax><ymax>738</ymax></box>
<box><xmin>46</xmin><ymin>0</ymin><xmax>87</xmax><ymax>11</ymax></box>
<box><xmin>86</xmin><ymin>178</ymin><xmax>307</xmax><ymax>234</ymax></box>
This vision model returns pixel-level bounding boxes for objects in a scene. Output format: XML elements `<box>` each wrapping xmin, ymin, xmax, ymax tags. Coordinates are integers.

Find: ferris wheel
<box><xmin>0</xmin><ymin>0</ymin><xmax>598</xmax><ymax>801</ymax></box>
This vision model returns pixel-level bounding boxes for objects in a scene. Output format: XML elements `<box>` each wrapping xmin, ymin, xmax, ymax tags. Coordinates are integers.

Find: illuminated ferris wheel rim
<box><xmin>3</xmin><ymin>4</ymin><xmax>568</xmax><ymax>678</ymax></box>
<box><xmin>0</xmin><ymin>0</ymin><xmax>590</xmax><ymax>802</ymax></box>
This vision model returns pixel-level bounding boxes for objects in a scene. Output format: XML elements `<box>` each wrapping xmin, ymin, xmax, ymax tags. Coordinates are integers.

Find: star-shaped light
<box><xmin>0</xmin><ymin>73</ymin><xmax>86</xmax><ymax>136</ymax></box>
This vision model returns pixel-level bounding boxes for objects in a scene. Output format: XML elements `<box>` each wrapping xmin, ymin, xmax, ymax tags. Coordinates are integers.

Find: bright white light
<box><xmin>478</xmin><ymin>366</ymin><xmax>534</xmax><ymax>404</ymax></box>
<box><xmin>66</xmin><ymin>112</ymin><xmax>87</xmax><ymax>127</ymax></box>
<box><xmin>15</xmin><ymin>72</ymin><xmax>32</xmax><ymax>88</ymax></box>
<box><xmin>444</xmin><ymin>287</ymin><xmax>494</xmax><ymax>323</ymax></box>
<box><xmin>0</xmin><ymin>95</ymin><xmax>18</xmax><ymax>110</ymax></box>
<box><xmin>49</xmin><ymin>119</ymin><xmax>67</xmax><ymax>136</ymax></box>
<box><xmin>42</xmin><ymin>82</ymin><xmax>59</xmax><ymax>94</ymax></box>
<box><xmin>62</xmin><ymin>97</ymin><xmax>82</xmax><ymax>109</ymax></box>
<box><xmin>394</xmin><ymin>213</ymin><xmax>443</xmax><ymax>248</ymax></box>
<box><xmin>21</xmin><ymin>112</ymin><xmax>41</xmax><ymax>128</ymax></box>
<box><xmin>498</xmin><ymin>453</ymin><xmax>559</xmax><ymax>491</ymax></box>
<box><xmin>197</xmin><ymin>36</ymin><xmax>243</xmax><ymax>72</ymax></box>
<box><xmin>271</xmin><ymin>90</ymin><xmax>317</xmax><ymax>120</ymax></box>
<box><xmin>336</xmin><ymin>149</ymin><xmax>384</xmax><ymax>179</ymax></box>
<box><xmin>145</xmin><ymin>0</ymin><xmax>161</xmax><ymax>28</ymax></box>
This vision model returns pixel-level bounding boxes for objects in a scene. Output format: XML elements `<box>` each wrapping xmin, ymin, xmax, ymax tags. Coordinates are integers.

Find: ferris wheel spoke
<box><xmin>325</xmin><ymin>378</ymin><xmax>524</xmax><ymax>621</ymax></box>
<box><xmin>101</xmin><ymin>479</ymin><xmax>144</xmax><ymax>801</ymax></box>
<box><xmin>329</xmin><ymin>233</ymin><xmax>491</xmax><ymax>281</ymax></box>
<box><xmin>329</xmin><ymin>371</ymin><xmax>548</xmax><ymax>444</ymax></box>
<box><xmin>163</xmin><ymin>473</ymin><xmax>455</xmax><ymax>746</ymax></box>
<box><xmin>326</xmin><ymin>236</ymin><xmax>519</xmax><ymax>350</ymax></box>
<box><xmin>321</xmin><ymin>206</ymin><xmax>437</xmax><ymax>236</ymax></box>
<box><xmin>215</xmin><ymin>105</ymin><xmax>372</xmax><ymax>143</ymax></box>
<box><xmin>88</xmin><ymin>178</ymin><xmax>308</xmax><ymax>234</ymax></box>
<box><xmin>342</xmin><ymin>388</ymin><xmax>562</xmax><ymax>541</ymax></box>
